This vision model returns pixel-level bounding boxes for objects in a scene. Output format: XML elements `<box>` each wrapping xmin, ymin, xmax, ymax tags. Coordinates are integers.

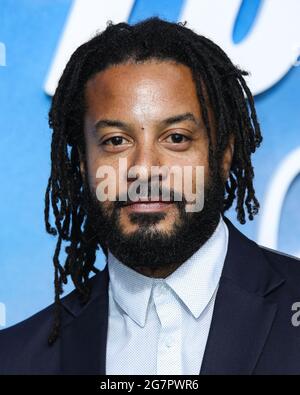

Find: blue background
<box><xmin>0</xmin><ymin>0</ymin><xmax>299</xmax><ymax>328</ymax></box>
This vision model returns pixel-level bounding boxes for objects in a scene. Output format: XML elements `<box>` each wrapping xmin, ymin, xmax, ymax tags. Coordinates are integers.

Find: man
<box><xmin>1</xmin><ymin>17</ymin><xmax>300</xmax><ymax>375</ymax></box>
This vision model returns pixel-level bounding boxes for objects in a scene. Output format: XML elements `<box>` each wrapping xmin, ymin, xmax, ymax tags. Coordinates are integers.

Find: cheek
<box><xmin>168</xmin><ymin>149</ymin><xmax>209</xmax><ymax>189</ymax></box>
<box><xmin>85</xmin><ymin>149</ymin><xmax>127</xmax><ymax>201</ymax></box>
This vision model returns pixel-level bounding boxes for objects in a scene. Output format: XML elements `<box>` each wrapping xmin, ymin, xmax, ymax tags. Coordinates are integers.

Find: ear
<box><xmin>222</xmin><ymin>134</ymin><xmax>235</xmax><ymax>181</ymax></box>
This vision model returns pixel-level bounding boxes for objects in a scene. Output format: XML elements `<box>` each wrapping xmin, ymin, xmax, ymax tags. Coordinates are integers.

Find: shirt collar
<box><xmin>107</xmin><ymin>214</ymin><xmax>228</xmax><ymax>326</ymax></box>
<box><xmin>108</xmin><ymin>252</ymin><xmax>154</xmax><ymax>327</ymax></box>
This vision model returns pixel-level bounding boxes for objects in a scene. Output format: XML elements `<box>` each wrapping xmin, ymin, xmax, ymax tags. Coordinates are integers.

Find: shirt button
<box><xmin>165</xmin><ymin>337</ymin><xmax>174</xmax><ymax>348</ymax></box>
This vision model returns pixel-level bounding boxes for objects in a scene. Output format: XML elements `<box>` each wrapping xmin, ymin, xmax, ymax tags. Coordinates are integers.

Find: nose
<box><xmin>127</xmin><ymin>141</ymin><xmax>161</xmax><ymax>183</ymax></box>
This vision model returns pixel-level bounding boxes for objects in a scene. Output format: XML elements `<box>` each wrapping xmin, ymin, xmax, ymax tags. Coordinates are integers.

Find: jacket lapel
<box><xmin>60</xmin><ymin>265</ymin><xmax>109</xmax><ymax>375</ymax></box>
<box><xmin>200</xmin><ymin>216</ymin><xmax>285</xmax><ymax>375</ymax></box>
<box><xmin>200</xmin><ymin>276</ymin><xmax>278</xmax><ymax>374</ymax></box>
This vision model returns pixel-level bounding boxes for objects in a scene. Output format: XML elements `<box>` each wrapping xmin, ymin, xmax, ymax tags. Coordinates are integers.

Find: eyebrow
<box><xmin>159</xmin><ymin>112</ymin><xmax>199</xmax><ymax>127</ymax></box>
<box><xmin>94</xmin><ymin>112</ymin><xmax>199</xmax><ymax>132</ymax></box>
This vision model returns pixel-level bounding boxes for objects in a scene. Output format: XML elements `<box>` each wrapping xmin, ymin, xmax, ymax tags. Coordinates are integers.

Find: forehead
<box><xmin>84</xmin><ymin>60</ymin><xmax>202</xmax><ymax>120</ymax></box>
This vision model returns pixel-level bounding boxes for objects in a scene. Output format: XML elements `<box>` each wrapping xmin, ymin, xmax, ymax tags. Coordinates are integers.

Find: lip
<box><xmin>123</xmin><ymin>201</ymin><xmax>173</xmax><ymax>212</ymax></box>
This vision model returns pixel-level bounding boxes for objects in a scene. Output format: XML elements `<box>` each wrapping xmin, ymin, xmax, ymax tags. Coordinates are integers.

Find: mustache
<box><xmin>113</xmin><ymin>186</ymin><xmax>187</xmax><ymax>209</ymax></box>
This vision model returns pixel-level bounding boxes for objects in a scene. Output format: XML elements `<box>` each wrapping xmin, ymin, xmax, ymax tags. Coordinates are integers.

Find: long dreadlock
<box><xmin>44</xmin><ymin>17</ymin><xmax>262</xmax><ymax>345</ymax></box>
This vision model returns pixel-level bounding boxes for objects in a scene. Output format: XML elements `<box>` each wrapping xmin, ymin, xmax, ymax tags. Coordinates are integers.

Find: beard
<box><xmin>82</xmin><ymin>166</ymin><xmax>225</xmax><ymax>272</ymax></box>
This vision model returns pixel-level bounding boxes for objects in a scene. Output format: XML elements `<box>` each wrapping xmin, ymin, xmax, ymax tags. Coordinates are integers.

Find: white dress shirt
<box><xmin>105</xmin><ymin>215</ymin><xmax>229</xmax><ymax>375</ymax></box>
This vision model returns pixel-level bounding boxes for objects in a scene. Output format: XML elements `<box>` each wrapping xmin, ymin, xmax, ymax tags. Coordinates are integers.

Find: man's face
<box><xmin>82</xmin><ymin>60</ymin><xmax>233</xmax><ymax>276</ymax></box>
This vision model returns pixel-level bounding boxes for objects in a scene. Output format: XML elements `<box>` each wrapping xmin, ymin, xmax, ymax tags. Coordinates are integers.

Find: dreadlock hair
<box><xmin>44</xmin><ymin>16</ymin><xmax>262</xmax><ymax>345</ymax></box>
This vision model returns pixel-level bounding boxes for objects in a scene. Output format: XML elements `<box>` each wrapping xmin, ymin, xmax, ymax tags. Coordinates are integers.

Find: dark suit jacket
<box><xmin>1</xmin><ymin>216</ymin><xmax>300</xmax><ymax>375</ymax></box>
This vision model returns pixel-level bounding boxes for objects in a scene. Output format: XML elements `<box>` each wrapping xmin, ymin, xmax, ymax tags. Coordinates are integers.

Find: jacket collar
<box><xmin>60</xmin><ymin>265</ymin><xmax>109</xmax><ymax>374</ymax></box>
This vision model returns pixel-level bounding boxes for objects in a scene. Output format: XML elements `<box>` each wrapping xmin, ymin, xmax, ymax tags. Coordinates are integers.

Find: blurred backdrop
<box><xmin>0</xmin><ymin>0</ymin><xmax>300</xmax><ymax>328</ymax></box>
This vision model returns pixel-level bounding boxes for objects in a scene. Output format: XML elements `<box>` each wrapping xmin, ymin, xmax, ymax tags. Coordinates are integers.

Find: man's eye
<box><xmin>165</xmin><ymin>133</ymin><xmax>190</xmax><ymax>143</ymax></box>
<box><xmin>102</xmin><ymin>136</ymin><xmax>129</xmax><ymax>146</ymax></box>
